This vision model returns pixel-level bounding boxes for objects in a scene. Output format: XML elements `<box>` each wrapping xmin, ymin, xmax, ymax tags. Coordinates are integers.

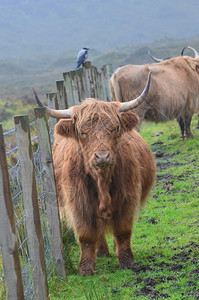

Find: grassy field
<box><xmin>48</xmin><ymin>115</ymin><xmax>199</xmax><ymax>299</ymax></box>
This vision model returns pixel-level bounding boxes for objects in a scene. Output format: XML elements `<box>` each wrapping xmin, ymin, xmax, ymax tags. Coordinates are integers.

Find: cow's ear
<box><xmin>54</xmin><ymin>119</ymin><xmax>76</xmax><ymax>138</ymax></box>
<box><xmin>120</xmin><ymin>111</ymin><xmax>139</xmax><ymax>131</ymax></box>
<box><xmin>185</xmin><ymin>57</ymin><xmax>199</xmax><ymax>74</ymax></box>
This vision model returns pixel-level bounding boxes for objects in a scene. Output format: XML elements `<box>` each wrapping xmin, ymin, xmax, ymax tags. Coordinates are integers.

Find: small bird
<box><xmin>75</xmin><ymin>47</ymin><xmax>90</xmax><ymax>69</ymax></box>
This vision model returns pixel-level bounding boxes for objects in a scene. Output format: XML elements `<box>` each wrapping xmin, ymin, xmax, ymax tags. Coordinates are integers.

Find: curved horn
<box><xmin>31</xmin><ymin>86</ymin><xmax>73</xmax><ymax>119</ymax></box>
<box><xmin>148</xmin><ymin>50</ymin><xmax>163</xmax><ymax>62</ymax></box>
<box><xmin>181</xmin><ymin>46</ymin><xmax>186</xmax><ymax>56</ymax></box>
<box><xmin>188</xmin><ymin>46</ymin><xmax>199</xmax><ymax>58</ymax></box>
<box><xmin>118</xmin><ymin>71</ymin><xmax>152</xmax><ymax>112</ymax></box>
<box><xmin>181</xmin><ymin>46</ymin><xmax>199</xmax><ymax>58</ymax></box>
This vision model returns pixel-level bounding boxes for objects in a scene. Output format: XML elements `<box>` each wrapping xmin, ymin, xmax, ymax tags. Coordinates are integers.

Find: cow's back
<box><xmin>110</xmin><ymin>58</ymin><xmax>199</xmax><ymax>123</ymax></box>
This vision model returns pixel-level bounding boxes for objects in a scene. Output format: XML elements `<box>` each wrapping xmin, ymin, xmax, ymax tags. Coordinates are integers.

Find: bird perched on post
<box><xmin>75</xmin><ymin>47</ymin><xmax>90</xmax><ymax>69</ymax></box>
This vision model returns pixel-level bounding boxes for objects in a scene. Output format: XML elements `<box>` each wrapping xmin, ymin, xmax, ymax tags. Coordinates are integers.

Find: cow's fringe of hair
<box><xmin>72</xmin><ymin>98</ymin><xmax>122</xmax><ymax>132</ymax></box>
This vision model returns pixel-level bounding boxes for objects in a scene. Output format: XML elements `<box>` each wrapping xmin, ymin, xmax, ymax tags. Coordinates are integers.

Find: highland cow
<box><xmin>110</xmin><ymin>46</ymin><xmax>199</xmax><ymax>139</ymax></box>
<box><xmin>32</xmin><ymin>72</ymin><xmax>156</xmax><ymax>275</ymax></box>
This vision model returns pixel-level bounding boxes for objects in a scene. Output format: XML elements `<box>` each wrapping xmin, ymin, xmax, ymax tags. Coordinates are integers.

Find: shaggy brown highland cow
<box><xmin>32</xmin><ymin>72</ymin><xmax>156</xmax><ymax>275</ymax></box>
<box><xmin>110</xmin><ymin>46</ymin><xmax>199</xmax><ymax>139</ymax></box>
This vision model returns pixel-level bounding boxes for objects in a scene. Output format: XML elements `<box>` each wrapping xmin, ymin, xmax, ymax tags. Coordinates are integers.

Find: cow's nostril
<box><xmin>95</xmin><ymin>152</ymin><xmax>110</xmax><ymax>165</ymax></box>
<box><xmin>95</xmin><ymin>153</ymin><xmax>100</xmax><ymax>159</ymax></box>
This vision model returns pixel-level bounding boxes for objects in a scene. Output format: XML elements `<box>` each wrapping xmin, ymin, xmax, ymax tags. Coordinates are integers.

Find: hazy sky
<box><xmin>0</xmin><ymin>0</ymin><xmax>199</xmax><ymax>57</ymax></box>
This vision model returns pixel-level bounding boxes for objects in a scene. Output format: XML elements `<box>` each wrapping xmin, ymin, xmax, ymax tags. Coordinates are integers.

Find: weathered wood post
<box><xmin>91</xmin><ymin>65</ymin><xmax>99</xmax><ymax>98</ymax></box>
<box><xmin>0</xmin><ymin>124</ymin><xmax>24</xmax><ymax>300</ymax></box>
<box><xmin>63</xmin><ymin>71</ymin><xmax>76</xmax><ymax>107</ymax></box>
<box><xmin>69</xmin><ymin>71</ymin><xmax>80</xmax><ymax>105</ymax></box>
<box><xmin>14</xmin><ymin>115</ymin><xmax>48</xmax><ymax>300</ymax></box>
<box><xmin>56</xmin><ymin>80</ymin><xmax>68</xmax><ymax>109</ymax></box>
<box><xmin>94</xmin><ymin>68</ymin><xmax>105</xmax><ymax>100</ymax></box>
<box><xmin>82</xmin><ymin>61</ymin><xmax>96</xmax><ymax>98</ymax></box>
<box><xmin>101</xmin><ymin>64</ymin><xmax>113</xmax><ymax>102</ymax></box>
<box><xmin>46</xmin><ymin>92</ymin><xmax>59</xmax><ymax>143</ymax></box>
<box><xmin>34</xmin><ymin>107</ymin><xmax>66</xmax><ymax>278</ymax></box>
<box><xmin>75</xmin><ymin>68</ymin><xmax>86</xmax><ymax>102</ymax></box>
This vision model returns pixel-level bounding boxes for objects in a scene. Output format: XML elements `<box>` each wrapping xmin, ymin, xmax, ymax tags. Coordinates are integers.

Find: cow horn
<box><xmin>31</xmin><ymin>86</ymin><xmax>73</xmax><ymax>119</ymax></box>
<box><xmin>180</xmin><ymin>46</ymin><xmax>186</xmax><ymax>56</ymax></box>
<box><xmin>148</xmin><ymin>50</ymin><xmax>163</xmax><ymax>62</ymax></box>
<box><xmin>188</xmin><ymin>46</ymin><xmax>199</xmax><ymax>58</ymax></box>
<box><xmin>181</xmin><ymin>46</ymin><xmax>199</xmax><ymax>58</ymax></box>
<box><xmin>118</xmin><ymin>71</ymin><xmax>152</xmax><ymax>112</ymax></box>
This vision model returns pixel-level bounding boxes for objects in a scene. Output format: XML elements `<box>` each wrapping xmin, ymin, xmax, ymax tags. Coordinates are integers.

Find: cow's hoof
<box><xmin>119</xmin><ymin>260</ymin><xmax>135</xmax><ymax>270</ymax></box>
<box><xmin>78</xmin><ymin>267</ymin><xmax>94</xmax><ymax>276</ymax></box>
<box><xmin>118</xmin><ymin>249</ymin><xmax>134</xmax><ymax>269</ymax></box>
<box><xmin>78</xmin><ymin>258</ymin><xmax>95</xmax><ymax>276</ymax></box>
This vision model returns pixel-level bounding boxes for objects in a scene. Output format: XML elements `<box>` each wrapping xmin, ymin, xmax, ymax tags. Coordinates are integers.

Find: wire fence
<box><xmin>0</xmin><ymin>121</ymin><xmax>55</xmax><ymax>299</ymax></box>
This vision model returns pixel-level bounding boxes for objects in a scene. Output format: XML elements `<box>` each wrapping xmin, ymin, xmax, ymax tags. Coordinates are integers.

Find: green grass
<box><xmin>48</xmin><ymin>114</ymin><xmax>199</xmax><ymax>299</ymax></box>
<box><xmin>0</xmin><ymin>100</ymin><xmax>35</xmax><ymax>131</ymax></box>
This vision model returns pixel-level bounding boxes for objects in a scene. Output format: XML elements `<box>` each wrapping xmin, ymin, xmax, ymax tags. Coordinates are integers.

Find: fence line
<box><xmin>0</xmin><ymin>124</ymin><xmax>24</xmax><ymax>299</ymax></box>
<box><xmin>34</xmin><ymin>107</ymin><xmax>66</xmax><ymax>278</ymax></box>
<box><xmin>0</xmin><ymin>61</ymin><xmax>112</xmax><ymax>299</ymax></box>
<box><xmin>62</xmin><ymin>61</ymin><xmax>113</xmax><ymax>108</ymax></box>
<box><xmin>0</xmin><ymin>117</ymin><xmax>65</xmax><ymax>299</ymax></box>
<box><xmin>14</xmin><ymin>115</ymin><xmax>49</xmax><ymax>299</ymax></box>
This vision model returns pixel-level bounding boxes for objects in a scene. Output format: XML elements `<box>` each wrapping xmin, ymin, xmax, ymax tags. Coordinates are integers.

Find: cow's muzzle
<box><xmin>94</xmin><ymin>152</ymin><xmax>110</xmax><ymax>167</ymax></box>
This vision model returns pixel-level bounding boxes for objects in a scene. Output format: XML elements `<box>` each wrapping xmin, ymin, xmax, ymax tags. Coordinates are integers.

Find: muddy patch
<box><xmin>119</xmin><ymin>242</ymin><xmax>199</xmax><ymax>299</ymax></box>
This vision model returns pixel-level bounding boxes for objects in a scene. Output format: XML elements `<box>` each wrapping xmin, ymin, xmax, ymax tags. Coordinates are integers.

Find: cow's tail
<box><xmin>109</xmin><ymin>74</ymin><xmax>123</xmax><ymax>102</ymax></box>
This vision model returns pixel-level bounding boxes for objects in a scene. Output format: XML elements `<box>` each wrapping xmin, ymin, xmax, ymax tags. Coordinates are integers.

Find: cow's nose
<box><xmin>94</xmin><ymin>152</ymin><xmax>110</xmax><ymax>166</ymax></box>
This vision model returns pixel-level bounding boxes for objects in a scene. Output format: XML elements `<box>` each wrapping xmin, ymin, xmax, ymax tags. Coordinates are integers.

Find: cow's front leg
<box><xmin>177</xmin><ymin>117</ymin><xmax>185</xmax><ymax>139</ymax></box>
<box><xmin>113</xmin><ymin>229</ymin><xmax>134</xmax><ymax>269</ymax></box>
<box><xmin>184</xmin><ymin>118</ymin><xmax>193</xmax><ymax>138</ymax></box>
<box><xmin>78</xmin><ymin>236</ymin><xmax>97</xmax><ymax>276</ymax></box>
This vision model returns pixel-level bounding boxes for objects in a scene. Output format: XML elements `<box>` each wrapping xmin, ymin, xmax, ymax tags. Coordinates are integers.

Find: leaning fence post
<box><xmin>34</xmin><ymin>107</ymin><xmax>67</xmax><ymax>278</ymax></box>
<box><xmin>0</xmin><ymin>124</ymin><xmax>24</xmax><ymax>300</ymax></box>
<box><xmin>14</xmin><ymin>115</ymin><xmax>48</xmax><ymax>300</ymax></box>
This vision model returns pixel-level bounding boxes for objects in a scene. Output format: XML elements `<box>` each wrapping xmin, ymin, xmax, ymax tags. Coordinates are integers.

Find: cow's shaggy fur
<box><xmin>52</xmin><ymin>98</ymin><xmax>156</xmax><ymax>275</ymax></box>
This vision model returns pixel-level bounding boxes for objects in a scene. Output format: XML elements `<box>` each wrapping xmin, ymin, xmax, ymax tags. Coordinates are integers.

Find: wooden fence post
<box><xmin>84</xmin><ymin>61</ymin><xmax>96</xmax><ymax>98</ymax></box>
<box><xmin>56</xmin><ymin>80</ymin><xmax>68</xmax><ymax>109</ymax></box>
<box><xmin>101</xmin><ymin>64</ymin><xmax>113</xmax><ymax>102</ymax></box>
<box><xmin>75</xmin><ymin>68</ymin><xmax>86</xmax><ymax>102</ymax></box>
<box><xmin>70</xmin><ymin>71</ymin><xmax>80</xmax><ymax>105</ymax></box>
<box><xmin>14</xmin><ymin>115</ymin><xmax>48</xmax><ymax>300</ymax></box>
<box><xmin>91</xmin><ymin>65</ymin><xmax>99</xmax><ymax>98</ymax></box>
<box><xmin>0</xmin><ymin>124</ymin><xmax>24</xmax><ymax>300</ymax></box>
<box><xmin>34</xmin><ymin>107</ymin><xmax>66</xmax><ymax>278</ymax></box>
<box><xmin>46</xmin><ymin>92</ymin><xmax>59</xmax><ymax>143</ymax></box>
<box><xmin>63</xmin><ymin>71</ymin><xmax>76</xmax><ymax>107</ymax></box>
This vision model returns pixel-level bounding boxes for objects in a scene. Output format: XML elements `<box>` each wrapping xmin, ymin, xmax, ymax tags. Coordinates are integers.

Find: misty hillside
<box><xmin>1</xmin><ymin>36</ymin><xmax>199</xmax><ymax>103</ymax></box>
<box><xmin>1</xmin><ymin>0</ymin><xmax>199</xmax><ymax>58</ymax></box>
